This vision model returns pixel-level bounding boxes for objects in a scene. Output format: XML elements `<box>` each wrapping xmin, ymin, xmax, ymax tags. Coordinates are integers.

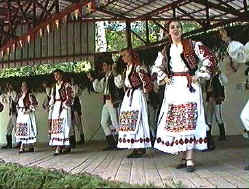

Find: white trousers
<box><xmin>240</xmin><ymin>99</ymin><xmax>249</xmax><ymax>131</ymax></box>
<box><xmin>101</xmin><ymin>102</ymin><xmax>119</xmax><ymax>136</ymax></box>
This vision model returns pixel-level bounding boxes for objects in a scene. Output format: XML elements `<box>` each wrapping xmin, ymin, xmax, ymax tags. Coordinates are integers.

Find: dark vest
<box><xmin>162</xmin><ymin>39</ymin><xmax>199</xmax><ymax>76</ymax></box>
<box><xmin>104</xmin><ymin>73</ymin><xmax>124</xmax><ymax>107</ymax></box>
<box><xmin>206</xmin><ymin>74</ymin><xmax>225</xmax><ymax>104</ymax></box>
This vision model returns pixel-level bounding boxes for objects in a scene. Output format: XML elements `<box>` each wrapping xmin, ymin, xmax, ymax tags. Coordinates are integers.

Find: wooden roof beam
<box><xmin>133</xmin><ymin>0</ymin><xmax>190</xmax><ymax>20</ymax></box>
<box><xmin>194</xmin><ymin>0</ymin><xmax>249</xmax><ymax>19</ymax></box>
<box><xmin>177</xmin><ymin>7</ymin><xmax>206</xmax><ymax>27</ymax></box>
<box><xmin>0</xmin><ymin>0</ymin><xmax>91</xmax><ymax>51</ymax></box>
<box><xmin>96</xmin><ymin>7</ymin><xmax>128</xmax><ymax>20</ymax></box>
<box><xmin>16</xmin><ymin>1</ymin><xmax>33</xmax><ymax>24</ymax></box>
<box><xmin>124</xmin><ymin>0</ymin><xmax>156</xmax><ymax>14</ymax></box>
<box><xmin>183</xmin><ymin>17</ymin><xmax>241</xmax><ymax>37</ymax></box>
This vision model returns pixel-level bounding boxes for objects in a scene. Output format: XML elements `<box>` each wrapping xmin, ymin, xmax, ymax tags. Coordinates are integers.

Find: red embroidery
<box><xmin>198</xmin><ymin>44</ymin><xmax>217</xmax><ymax>74</ymax></box>
<box><xmin>18</xmin><ymin>137</ymin><xmax>36</xmax><ymax>141</ymax></box>
<box><xmin>16</xmin><ymin>123</ymin><xmax>28</xmax><ymax>136</ymax></box>
<box><xmin>165</xmin><ymin>103</ymin><xmax>198</xmax><ymax>132</ymax></box>
<box><xmin>50</xmin><ymin>118</ymin><xmax>64</xmax><ymax>134</ymax></box>
<box><xmin>138</xmin><ymin>68</ymin><xmax>153</xmax><ymax>93</ymax></box>
<box><xmin>156</xmin><ymin>137</ymin><xmax>207</xmax><ymax>146</ymax></box>
<box><xmin>52</xmin><ymin>138</ymin><xmax>70</xmax><ymax>142</ymax></box>
<box><xmin>119</xmin><ymin>110</ymin><xmax>139</xmax><ymax>131</ymax></box>
<box><xmin>119</xmin><ymin>137</ymin><xmax>150</xmax><ymax>144</ymax></box>
<box><xmin>129</xmin><ymin>65</ymin><xmax>153</xmax><ymax>93</ymax></box>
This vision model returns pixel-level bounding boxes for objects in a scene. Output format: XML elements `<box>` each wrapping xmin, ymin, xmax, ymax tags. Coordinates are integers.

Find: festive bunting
<box><xmin>0</xmin><ymin>0</ymin><xmax>93</xmax><ymax>59</ymax></box>
<box><xmin>27</xmin><ymin>35</ymin><xmax>31</xmax><ymax>43</ymax></box>
<box><xmin>55</xmin><ymin>20</ymin><xmax>59</xmax><ymax>29</ymax></box>
<box><xmin>39</xmin><ymin>28</ymin><xmax>43</xmax><ymax>37</ymax></box>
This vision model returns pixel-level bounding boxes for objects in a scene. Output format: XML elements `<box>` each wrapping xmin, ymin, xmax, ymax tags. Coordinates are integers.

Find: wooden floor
<box><xmin>0</xmin><ymin>135</ymin><xmax>249</xmax><ymax>188</ymax></box>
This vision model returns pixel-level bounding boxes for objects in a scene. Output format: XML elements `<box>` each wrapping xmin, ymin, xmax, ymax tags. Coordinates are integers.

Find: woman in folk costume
<box><xmin>16</xmin><ymin>81</ymin><xmax>38</xmax><ymax>153</ymax></box>
<box><xmin>117</xmin><ymin>48</ymin><xmax>153</xmax><ymax>158</ymax></box>
<box><xmin>152</xmin><ymin>21</ymin><xmax>217</xmax><ymax>172</ymax></box>
<box><xmin>48</xmin><ymin>69</ymin><xmax>73</xmax><ymax>155</ymax></box>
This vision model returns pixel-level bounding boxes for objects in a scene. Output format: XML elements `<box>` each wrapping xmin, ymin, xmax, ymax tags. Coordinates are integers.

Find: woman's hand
<box><xmin>192</xmin><ymin>76</ymin><xmax>199</xmax><ymax>84</ymax></box>
<box><xmin>164</xmin><ymin>77</ymin><xmax>171</xmax><ymax>85</ymax></box>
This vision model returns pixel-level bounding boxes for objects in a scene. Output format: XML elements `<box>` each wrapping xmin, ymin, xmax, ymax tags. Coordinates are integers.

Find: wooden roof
<box><xmin>87</xmin><ymin>0</ymin><xmax>249</xmax><ymax>22</ymax></box>
<box><xmin>0</xmin><ymin>0</ymin><xmax>248</xmax><ymax>61</ymax></box>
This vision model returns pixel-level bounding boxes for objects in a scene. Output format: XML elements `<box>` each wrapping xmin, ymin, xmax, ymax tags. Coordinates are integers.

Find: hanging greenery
<box><xmin>0</xmin><ymin>60</ymin><xmax>93</xmax><ymax>93</ymax></box>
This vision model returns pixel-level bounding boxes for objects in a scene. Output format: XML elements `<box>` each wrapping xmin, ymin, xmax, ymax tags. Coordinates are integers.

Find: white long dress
<box><xmin>48</xmin><ymin>82</ymin><xmax>72</xmax><ymax>146</ymax></box>
<box><xmin>15</xmin><ymin>94</ymin><xmax>37</xmax><ymax>144</ymax></box>
<box><xmin>117</xmin><ymin>65</ymin><xmax>152</xmax><ymax>149</ymax></box>
<box><xmin>153</xmin><ymin>42</ymin><xmax>215</xmax><ymax>154</ymax></box>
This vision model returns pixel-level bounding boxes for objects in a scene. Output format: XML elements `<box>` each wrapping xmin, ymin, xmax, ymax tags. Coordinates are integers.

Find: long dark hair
<box><xmin>167</xmin><ymin>20</ymin><xmax>183</xmax><ymax>42</ymax></box>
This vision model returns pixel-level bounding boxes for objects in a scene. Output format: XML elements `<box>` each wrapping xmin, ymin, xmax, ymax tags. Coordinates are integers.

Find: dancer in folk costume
<box><xmin>219</xmin><ymin>28</ymin><xmax>249</xmax><ymax>170</ymax></box>
<box><xmin>15</xmin><ymin>81</ymin><xmax>38</xmax><ymax>153</ymax></box>
<box><xmin>41</xmin><ymin>81</ymin><xmax>52</xmax><ymax>144</ymax></box>
<box><xmin>1</xmin><ymin>82</ymin><xmax>18</xmax><ymax>149</ymax></box>
<box><xmin>70</xmin><ymin>78</ymin><xmax>85</xmax><ymax>147</ymax></box>
<box><xmin>117</xmin><ymin>48</ymin><xmax>153</xmax><ymax>158</ymax></box>
<box><xmin>205</xmin><ymin>67</ymin><xmax>228</xmax><ymax>143</ymax></box>
<box><xmin>42</xmin><ymin>81</ymin><xmax>52</xmax><ymax>112</ymax></box>
<box><xmin>152</xmin><ymin>21</ymin><xmax>217</xmax><ymax>172</ymax></box>
<box><xmin>48</xmin><ymin>69</ymin><xmax>73</xmax><ymax>155</ymax></box>
<box><xmin>87</xmin><ymin>59</ymin><xmax>124</xmax><ymax>151</ymax></box>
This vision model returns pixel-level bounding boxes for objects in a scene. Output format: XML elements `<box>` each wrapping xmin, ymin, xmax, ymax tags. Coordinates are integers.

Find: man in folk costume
<box><xmin>1</xmin><ymin>82</ymin><xmax>18</xmax><ymax>149</ymax></box>
<box><xmin>204</xmin><ymin>66</ymin><xmax>228</xmax><ymax>149</ymax></box>
<box><xmin>219</xmin><ymin>29</ymin><xmax>249</xmax><ymax>170</ymax></box>
<box><xmin>69</xmin><ymin>77</ymin><xmax>85</xmax><ymax>148</ymax></box>
<box><xmin>16</xmin><ymin>81</ymin><xmax>38</xmax><ymax>153</ymax></box>
<box><xmin>42</xmin><ymin>81</ymin><xmax>52</xmax><ymax>112</ymax></box>
<box><xmin>117</xmin><ymin>48</ymin><xmax>153</xmax><ymax>158</ymax></box>
<box><xmin>153</xmin><ymin>21</ymin><xmax>217</xmax><ymax>172</ymax></box>
<box><xmin>42</xmin><ymin>81</ymin><xmax>52</xmax><ymax>144</ymax></box>
<box><xmin>48</xmin><ymin>69</ymin><xmax>73</xmax><ymax>155</ymax></box>
<box><xmin>87</xmin><ymin>59</ymin><xmax>124</xmax><ymax>151</ymax></box>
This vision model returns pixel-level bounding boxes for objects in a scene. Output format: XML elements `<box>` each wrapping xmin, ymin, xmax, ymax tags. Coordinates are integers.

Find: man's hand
<box><xmin>112</xmin><ymin>63</ymin><xmax>118</xmax><ymax>76</ymax></box>
<box><xmin>87</xmin><ymin>72</ymin><xmax>94</xmax><ymax>81</ymax></box>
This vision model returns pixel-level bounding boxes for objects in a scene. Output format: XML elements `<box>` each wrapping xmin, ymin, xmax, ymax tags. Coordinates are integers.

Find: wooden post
<box><xmin>145</xmin><ymin>20</ymin><xmax>149</xmax><ymax>44</ymax></box>
<box><xmin>126</xmin><ymin>20</ymin><xmax>132</xmax><ymax>49</ymax></box>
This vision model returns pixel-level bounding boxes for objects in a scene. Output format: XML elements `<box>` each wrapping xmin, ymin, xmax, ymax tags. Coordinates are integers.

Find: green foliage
<box><xmin>104</xmin><ymin>21</ymin><xmax>161</xmax><ymax>51</ymax></box>
<box><xmin>0</xmin><ymin>162</ymin><xmax>158</xmax><ymax>189</ymax></box>
<box><xmin>182</xmin><ymin>21</ymin><xmax>201</xmax><ymax>33</ymax></box>
<box><xmin>0</xmin><ymin>61</ymin><xmax>93</xmax><ymax>93</ymax></box>
<box><xmin>0</xmin><ymin>61</ymin><xmax>92</xmax><ymax>79</ymax></box>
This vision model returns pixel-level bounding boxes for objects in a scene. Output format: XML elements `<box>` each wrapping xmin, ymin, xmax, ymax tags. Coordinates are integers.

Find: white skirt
<box><xmin>16</xmin><ymin>111</ymin><xmax>37</xmax><ymax>144</ymax></box>
<box><xmin>49</xmin><ymin>101</ymin><xmax>71</xmax><ymax>146</ymax></box>
<box><xmin>117</xmin><ymin>88</ymin><xmax>151</xmax><ymax>149</ymax></box>
<box><xmin>154</xmin><ymin>75</ymin><xmax>208</xmax><ymax>154</ymax></box>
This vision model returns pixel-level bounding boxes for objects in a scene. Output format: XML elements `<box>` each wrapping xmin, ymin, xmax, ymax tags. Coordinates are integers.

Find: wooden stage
<box><xmin>0</xmin><ymin>135</ymin><xmax>249</xmax><ymax>188</ymax></box>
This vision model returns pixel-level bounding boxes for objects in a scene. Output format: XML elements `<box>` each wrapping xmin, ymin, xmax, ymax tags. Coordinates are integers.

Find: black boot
<box><xmin>218</xmin><ymin>123</ymin><xmax>226</xmax><ymax>141</ymax></box>
<box><xmin>102</xmin><ymin>135</ymin><xmax>116</xmax><ymax>151</ymax></box>
<box><xmin>207</xmin><ymin>130</ymin><xmax>216</xmax><ymax>151</ymax></box>
<box><xmin>14</xmin><ymin>141</ymin><xmax>21</xmax><ymax>149</ymax></box>
<box><xmin>203</xmin><ymin>127</ymin><xmax>216</xmax><ymax>152</ymax></box>
<box><xmin>1</xmin><ymin>135</ymin><xmax>12</xmax><ymax>149</ymax></box>
<box><xmin>69</xmin><ymin>135</ymin><xmax>76</xmax><ymax>149</ymax></box>
<box><xmin>79</xmin><ymin>134</ymin><xmax>85</xmax><ymax>144</ymax></box>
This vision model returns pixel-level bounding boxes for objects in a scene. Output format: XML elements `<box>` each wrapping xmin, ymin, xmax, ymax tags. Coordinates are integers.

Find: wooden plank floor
<box><xmin>0</xmin><ymin>135</ymin><xmax>249</xmax><ymax>188</ymax></box>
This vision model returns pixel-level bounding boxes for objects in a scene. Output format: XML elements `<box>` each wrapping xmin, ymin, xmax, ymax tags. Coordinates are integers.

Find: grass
<box><xmin>0</xmin><ymin>160</ymin><xmax>157</xmax><ymax>189</ymax></box>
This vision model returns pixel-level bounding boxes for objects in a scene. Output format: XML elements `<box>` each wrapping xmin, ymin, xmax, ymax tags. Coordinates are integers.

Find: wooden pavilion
<box><xmin>0</xmin><ymin>0</ymin><xmax>248</xmax><ymax>68</ymax></box>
